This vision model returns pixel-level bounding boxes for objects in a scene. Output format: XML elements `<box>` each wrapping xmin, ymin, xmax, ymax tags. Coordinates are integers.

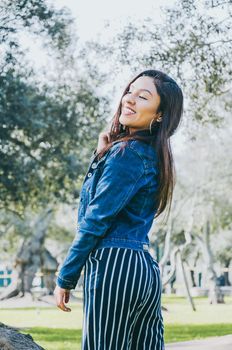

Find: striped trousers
<box><xmin>81</xmin><ymin>246</ymin><xmax>165</xmax><ymax>349</ymax></box>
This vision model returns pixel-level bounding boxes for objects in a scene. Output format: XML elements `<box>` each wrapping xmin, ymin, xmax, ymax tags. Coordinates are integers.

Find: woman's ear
<box><xmin>153</xmin><ymin>112</ymin><xmax>162</xmax><ymax>119</ymax></box>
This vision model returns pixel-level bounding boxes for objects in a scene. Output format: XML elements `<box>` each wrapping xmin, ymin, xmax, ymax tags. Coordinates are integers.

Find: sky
<box><xmin>54</xmin><ymin>0</ymin><xmax>172</xmax><ymax>42</ymax></box>
<box><xmin>24</xmin><ymin>0</ymin><xmax>174</xmax><ymax>87</ymax></box>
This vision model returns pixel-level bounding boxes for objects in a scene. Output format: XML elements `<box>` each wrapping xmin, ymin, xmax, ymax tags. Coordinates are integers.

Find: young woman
<box><xmin>54</xmin><ymin>69</ymin><xmax>183</xmax><ymax>349</ymax></box>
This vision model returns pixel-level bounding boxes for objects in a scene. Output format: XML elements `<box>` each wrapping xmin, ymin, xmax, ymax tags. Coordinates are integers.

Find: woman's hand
<box><xmin>54</xmin><ymin>285</ymin><xmax>71</xmax><ymax>312</ymax></box>
<box><xmin>96</xmin><ymin>131</ymin><xmax>111</xmax><ymax>153</ymax></box>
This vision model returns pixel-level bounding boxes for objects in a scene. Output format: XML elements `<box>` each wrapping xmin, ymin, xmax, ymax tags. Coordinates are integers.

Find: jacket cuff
<box><xmin>56</xmin><ymin>275</ymin><xmax>76</xmax><ymax>290</ymax></box>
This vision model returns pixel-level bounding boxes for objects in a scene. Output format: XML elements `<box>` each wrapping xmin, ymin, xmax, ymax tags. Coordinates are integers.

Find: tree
<box><xmin>0</xmin><ymin>322</ymin><xmax>45</xmax><ymax>350</ymax></box>
<box><xmin>0</xmin><ymin>0</ymin><xmax>110</xmax><ymax>298</ymax></box>
<box><xmin>0</xmin><ymin>0</ymin><xmax>109</xmax><ymax>213</ymax></box>
<box><xmin>0</xmin><ymin>206</ymin><xmax>55</xmax><ymax>299</ymax></box>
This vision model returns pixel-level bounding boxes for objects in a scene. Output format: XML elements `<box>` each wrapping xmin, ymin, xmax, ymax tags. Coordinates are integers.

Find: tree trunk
<box><xmin>190</xmin><ymin>270</ymin><xmax>197</xmax><ymax>287</ymax></box>
<box><xmin>0</xmin><ymin>207</ymin><xmax>56</xmax><ymax>300</ymax></box>
<box><xmin>41</xmin><ymin>248</ymin><xmax>59</xmax><ymax>294</ymax></box>
<box><xmin>0</xmin><ymin>323</ymin><xmax>45</xmax><ymax>350</ymax></box>
<box><xmin>224</xmin><ymin>259</ymin><xmax>231</xmax><ymax>286</ymax></box>
<box><xmin>196</xmin><ymin>220</ymin><xmax>224</xmax><ymax>304</ymax></box>
<box><xmin>178</xmin><ymin>251</ymin><xmax>196</xmax><ymax>311</ymax></box>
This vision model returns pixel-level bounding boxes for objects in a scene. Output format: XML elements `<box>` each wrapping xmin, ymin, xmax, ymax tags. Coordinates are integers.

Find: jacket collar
<box><xmin>131</xmin><ymin>128</ymin><xmax>151</xmax><ymax>137</ymax></box>
<box><xmin>112</xmin><ymin>129</ymin><xmax>154</xmax><ymax>145</ymax></box>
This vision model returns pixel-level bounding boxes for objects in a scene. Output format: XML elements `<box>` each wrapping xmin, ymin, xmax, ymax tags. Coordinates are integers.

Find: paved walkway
<box><xmin>166</xmin><ymin>335</ymin><xmax>232</xmax><ymax>350</ymax></box>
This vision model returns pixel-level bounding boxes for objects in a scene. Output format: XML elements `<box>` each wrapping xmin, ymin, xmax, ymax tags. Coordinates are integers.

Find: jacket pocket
<box><xmin>89</xmin><ymin>249</ymin><xmax>103</xmax><ymax>262</ymax></box>
<box><xmin>149</xmin><ymin>255</ymin><xmax>160</xmax><ymax>269</ymax></box>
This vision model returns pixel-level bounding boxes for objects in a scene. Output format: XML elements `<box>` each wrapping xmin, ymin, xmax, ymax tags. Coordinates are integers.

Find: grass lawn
<box><xmin>24</xmin><ymin>324</ymin><xmax>232</xmax><ymax>350</ymax></box>
<box><xmin>0</xmin><ymin>295</ymin><xmax>231</xmax><ymax>350</ymax></box>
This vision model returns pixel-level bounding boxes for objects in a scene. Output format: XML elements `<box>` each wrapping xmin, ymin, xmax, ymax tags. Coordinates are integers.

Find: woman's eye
<box><xmin>127</xmin><ymin>91</ymin><xmax>147</xmax><ymax>100</ymax></box>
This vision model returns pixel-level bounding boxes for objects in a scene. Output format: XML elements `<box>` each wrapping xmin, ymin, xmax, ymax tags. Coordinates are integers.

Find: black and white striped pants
<box><xmin>81</xmin><ymin>246</ymin><xmax>165</xmax><ymax>349</ymax></box>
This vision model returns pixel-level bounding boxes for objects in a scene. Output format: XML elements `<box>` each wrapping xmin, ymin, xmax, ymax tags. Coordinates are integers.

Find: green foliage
<box><xmin>0</xmin><ymin>0</ymin><xmax>108</xmax><ymax>213</ymax></box>
<box><xmin>0</xmin><ymin>67</ymin><xmax>106</xmax><ymax>211</ymax></box>
<box><xmin>0</xmin><ymin>0</ymin><xmax>73</xmax><ymax>50</ymax></box>
<box><xmin>48</xmin><ymin>224</ymin><xmax>74</xmax><ymax>243</ymax></box>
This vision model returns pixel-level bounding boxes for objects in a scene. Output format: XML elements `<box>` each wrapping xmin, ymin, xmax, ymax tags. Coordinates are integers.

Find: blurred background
<box><xmin>0</xmin><ymin>0</ymin><xmax>231</xmax><ymax>349</ymax></box>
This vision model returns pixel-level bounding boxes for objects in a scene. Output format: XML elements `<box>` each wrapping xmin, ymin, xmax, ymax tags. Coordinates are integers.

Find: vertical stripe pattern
<box><xmin>81</xmin><ymin>247</ymin><xmax>165</xmax><ymax>350</ymax></box>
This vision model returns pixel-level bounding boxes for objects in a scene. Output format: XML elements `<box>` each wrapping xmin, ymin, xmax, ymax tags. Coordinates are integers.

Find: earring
<box><xmin>149</xmin><ymin>118</ymin><xmax>155</xmax><ymax>135</ymax></box>
<box><xmin>157</xmin><ymin>117</ymin><xmax>162</xmax><ymax>122</ymax></box>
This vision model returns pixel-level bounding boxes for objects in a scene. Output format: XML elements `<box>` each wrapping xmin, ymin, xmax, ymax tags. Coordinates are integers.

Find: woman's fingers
<box><xmin>96</xmin><ymin>131</ymin><xmax>111</xmax><ymax>153</ymax></box>
<box><xmin>54</xmin><ymin>286</ymin><xmax>71</xmax><ymax>312</ymax></box>
<box><xmin>65</xmin><ymin>290</ymin><xmax>70</xmax><ymax>303</ymax></box>
<box><xmin>107</xmin><ymin>131</ymin><xmax>111</xmax><ymax>143</ymax></box>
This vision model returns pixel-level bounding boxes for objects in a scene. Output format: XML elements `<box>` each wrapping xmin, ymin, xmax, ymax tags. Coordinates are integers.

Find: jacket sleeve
<box><xmin>56</xmin><ymin>144</ymin><xmax>145</xmax><ymax>289</ymax></box>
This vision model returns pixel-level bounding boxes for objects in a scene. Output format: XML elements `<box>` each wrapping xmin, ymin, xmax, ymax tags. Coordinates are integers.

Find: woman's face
<box><xmin>119</xmin><ymin>76</ymin><xmax>161</xmax><ymax>134</ymax></box>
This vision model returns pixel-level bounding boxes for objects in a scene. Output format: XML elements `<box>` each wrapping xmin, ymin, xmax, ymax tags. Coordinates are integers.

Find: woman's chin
<box><xmin>119</xmin><ymin>115</ymin><xmax>135</xmax><ymax>127</ymax></box>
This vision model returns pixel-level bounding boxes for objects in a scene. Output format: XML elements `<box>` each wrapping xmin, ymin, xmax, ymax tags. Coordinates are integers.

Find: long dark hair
<box><xmin>97</xmin><ymin>69</ymin><xmax>183</xmax><ymax>221</ymax></box>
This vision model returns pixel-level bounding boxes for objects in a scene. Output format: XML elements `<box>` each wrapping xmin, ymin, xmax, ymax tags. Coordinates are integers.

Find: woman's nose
<box><xmin>124</xmin><ymin>94</ymin><xmax>136</xmax><ymax>104</ymax></box>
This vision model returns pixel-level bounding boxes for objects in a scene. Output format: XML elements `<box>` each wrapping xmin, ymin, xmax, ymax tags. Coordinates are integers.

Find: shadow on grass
<box><xmin>165</xmin><ymin>323</ymin><xmax>232</xmax><ymax>343</ymax></box>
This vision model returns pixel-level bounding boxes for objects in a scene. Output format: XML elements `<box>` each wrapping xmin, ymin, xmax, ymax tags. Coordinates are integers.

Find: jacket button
<box><xmin>87</xmin><ymin>172</ymin><xmax>92</xmax><ymax>177</ymax></box>
<box><xmin>91</xmin><ymin>162</ymin><xmax>97</xmax><ymax>169</ymax></box>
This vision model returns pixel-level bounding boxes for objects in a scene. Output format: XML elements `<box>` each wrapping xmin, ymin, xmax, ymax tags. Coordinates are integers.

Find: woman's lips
<box><xmin>122</xmin><ymin>107</ymin><xmax>136</xmax><ymax>115</ymax></box>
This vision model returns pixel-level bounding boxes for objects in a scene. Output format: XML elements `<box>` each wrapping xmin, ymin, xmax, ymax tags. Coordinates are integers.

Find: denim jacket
<box><xmin>56</xmin><ymin>130</ymin><xmax>159</xmax><ymax>289</ymax></box>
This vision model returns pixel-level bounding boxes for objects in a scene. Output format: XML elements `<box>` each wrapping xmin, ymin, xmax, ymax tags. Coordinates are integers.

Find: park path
<box><xmin>166</xmin><ymin>334</ymin><xmax>232</xmax><ymax>350</ymax></box>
